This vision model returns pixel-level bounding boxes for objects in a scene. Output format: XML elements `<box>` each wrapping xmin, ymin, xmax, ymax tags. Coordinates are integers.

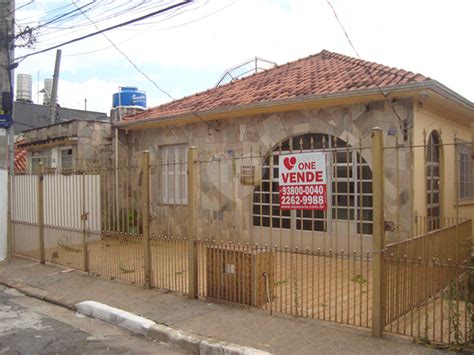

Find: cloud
<box><xmin>14</xmin><ymin>0</ymin><xmax>474</xmax><ymax>113</ymax></box>
<box><xmin>30</xmin><ymin>78</ymin><xmax>119</xmax><ymax>113</ymax></box>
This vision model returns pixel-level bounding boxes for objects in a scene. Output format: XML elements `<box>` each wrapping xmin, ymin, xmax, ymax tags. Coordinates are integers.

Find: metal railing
<box><xmin>8</xmin><ymin>129</ymin><xmax>473</xmax><ymax>347</ymax></box>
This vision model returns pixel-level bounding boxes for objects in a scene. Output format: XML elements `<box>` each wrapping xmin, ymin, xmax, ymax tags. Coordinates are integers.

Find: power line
<box><xmin>72</xmin><ymin>0</ymin><xmax>220</xmax><ymax>133</ymax></box>
<box><xmin>3</xmin><ymin>0</ymin><xmax>35</xmax><ymax>19</ymax></box>
<box><xmin>13</xmin><ymin>0</ymin><xmax>193</xmax><ymax>62</ymax></box>
<box><xmin>61</xmin><ymin>1</ymin><xmax>235</xmax><ymax>57</ymax></box>
<box><xmin>71</xmin><ymin>0</ymin><xmax>174</xmax><ymax>101</ymax></box>
<box><xmin>325</xmin><ymin>0</ymin><xmax>407</xmax><ymax>140</ymax></box>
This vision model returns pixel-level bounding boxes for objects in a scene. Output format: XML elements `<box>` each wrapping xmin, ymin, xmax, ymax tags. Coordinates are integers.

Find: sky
<box><xmin>13</xmin><ymin>0</ymin><xmax>474</xmax><ymax>114</ymax></box>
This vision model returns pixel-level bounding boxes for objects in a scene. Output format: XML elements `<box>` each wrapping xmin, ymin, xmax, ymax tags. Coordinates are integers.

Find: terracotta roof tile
<box><xmin>14</xmin><ymin>138</ymin><xmax>27</xmax><ymax>174</ymax></box>
<box><xmin>125</xmin><ymin>50</ymin><xmax>430</xmax><ymax>122</ymax></box>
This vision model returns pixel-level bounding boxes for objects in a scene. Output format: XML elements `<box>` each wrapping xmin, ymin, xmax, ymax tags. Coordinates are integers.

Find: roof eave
<box><xmin>117</xmin><ymin>81</ymin><xmax>474</xmax><ymax>130</ymax></box>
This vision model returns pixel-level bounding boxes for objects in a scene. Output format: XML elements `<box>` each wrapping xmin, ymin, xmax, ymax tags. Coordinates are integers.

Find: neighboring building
<box><xmin>18</xmin><ymin>119</ymin><xmax>112</xmax><ymax>172</ymax></box>
<box><xmin>13</xmin><ymin>101</ymin><xmax>109</xmax><ymax>134</ymax></box>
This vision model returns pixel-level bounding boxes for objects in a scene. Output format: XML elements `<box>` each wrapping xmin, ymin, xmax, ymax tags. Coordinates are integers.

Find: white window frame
<box><xmin>59</xmin><ymin>146</ymin><xmax>74</xmax><ymax>170</ymax></box>
<box><xmin>161</xmin><ymin>144</ymin><xmax>188</xmax><ymax>205</ymax></box>
<box><xmin>31</xmin><ymin>149</ymin><xmax>52</xmax><ymax>172</ymax></box>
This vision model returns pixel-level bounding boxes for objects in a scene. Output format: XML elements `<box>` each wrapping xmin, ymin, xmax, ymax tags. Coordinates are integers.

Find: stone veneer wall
<box><xmin>120</xmin><ymin>99</ymin><xmax>414</xmax><ymax>246</ymax></box>
<box><xmin>23</xmin><ymin>120</ymin><xmax>113</xmax><ymax>169</ymax></box>
<box><xmin>75</xmin><ymin>121</ymin><xmax>113</xmax><ymax>167</ymax></box>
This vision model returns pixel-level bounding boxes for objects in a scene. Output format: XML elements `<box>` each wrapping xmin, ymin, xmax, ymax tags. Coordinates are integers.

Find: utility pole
<box><xmin>49</xmin><ymin>49</ymin><xmax>61</xmax><ymax>124</ymax></box>
<box><xmin>0</xmin><ymin>0</ymin><xmax>15</xmax><ymax>261</ymax></box>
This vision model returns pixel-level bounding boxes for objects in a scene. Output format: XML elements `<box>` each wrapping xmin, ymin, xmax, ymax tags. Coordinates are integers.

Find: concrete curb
<box><xmin>76</xmin><ymin>301</ymin><xmax>271</xmax><ymax>355</ymax></box>
<box><xmin>1</xmin><ymin>280</ymin><xmax>271</xmax><ymax>355</ymax></box>
<box><xmin>0</xmin><ymin>279</ymin><xmax>77</xmax><ymax>311</ymax></box>
<box><xmin>148</xmin><ymin>323</ymin><xmax>271</xmax><ymax>355</ymax></box>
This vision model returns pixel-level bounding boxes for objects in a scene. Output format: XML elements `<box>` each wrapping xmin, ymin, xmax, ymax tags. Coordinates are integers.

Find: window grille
<box><xmin>31</xmin><ymin>150</ymin><xmax>52</xmax><ymax>172</ymax></box>
<box><xmin>426</xmin><ymin>132</ymin><xmax>441</xmax><ymax>231</ymax></box>
<box><xmin>60</xmin><ymin>148</ymin><xmax>73</xmax><ymax>171</ymax></box>
<box><xmin>457</xmin><ymin>142</ymin><xmax>473</xmax><ymax>200</ymax></box>
<box><xmin>253</xmin><ymin>133</ymin><xmax>373</xmax><ymax>235</ymax></box>
<box><xmin>161</xmin><ymin>145</ymin><xmax>188</xmax><ymax>204</ymax></box>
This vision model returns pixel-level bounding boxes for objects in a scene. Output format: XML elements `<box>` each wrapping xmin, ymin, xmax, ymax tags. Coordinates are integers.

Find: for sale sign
<box><xmin>279</xmin><ymin>152</ymin><xmax>327</xmax><ymax>210</ymax></box>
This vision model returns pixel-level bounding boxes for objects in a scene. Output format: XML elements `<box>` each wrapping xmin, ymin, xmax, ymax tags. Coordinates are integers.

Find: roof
<box><xmin>124</xmin><ymin>50</ymin><xmax>429</xmax><ymax>123</ymax></box>
<box><xmin>13</xmin><ymin>101</ymin><xmax>109</xmax><ymax>134</ymax></box>
<box><xmin>20</xmin><ymin>118</ymin><xmax>111</xmax><ymax>134</ymax></box>
<box><xmin>14</xmin><ymin>138</ymin><xmax>27</xmax><ymax>174</ymax></box>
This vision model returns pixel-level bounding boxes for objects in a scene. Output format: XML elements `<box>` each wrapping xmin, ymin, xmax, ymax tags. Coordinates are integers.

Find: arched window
<box><xmin>426</xmin><ymin>131</ymin><xmax>441</xmax><ymax>231</ymax></box>
<box><xmin>253</xmin><ymin>133</ymin><xmax>373</xmax><ymax>235</ymax></box>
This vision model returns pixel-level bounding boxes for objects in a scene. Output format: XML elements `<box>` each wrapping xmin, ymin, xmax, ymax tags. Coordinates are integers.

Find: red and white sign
<box><xmin>279</xmin><ymin>152</ymin><xmax>327</xmax><ymax>210</ymax></box>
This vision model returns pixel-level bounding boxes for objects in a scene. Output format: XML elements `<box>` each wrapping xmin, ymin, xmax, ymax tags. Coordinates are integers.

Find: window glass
<box><xmin>161</xmin><ymin>145</ymin><xmax>188</xmax><ymax>204</ymax></box>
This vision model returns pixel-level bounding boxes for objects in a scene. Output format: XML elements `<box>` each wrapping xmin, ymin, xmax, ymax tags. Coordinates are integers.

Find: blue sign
<box><xmin>0</xmin><ymin>114</ymin><xmax>12</xmax><ymax>128</ymax></box>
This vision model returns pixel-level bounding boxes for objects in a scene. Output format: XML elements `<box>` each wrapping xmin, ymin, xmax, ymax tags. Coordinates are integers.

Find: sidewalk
<box><xmin>0</xmin><ymin>258</ymin><xmax>444</xmax><ymax>354</ymax></box>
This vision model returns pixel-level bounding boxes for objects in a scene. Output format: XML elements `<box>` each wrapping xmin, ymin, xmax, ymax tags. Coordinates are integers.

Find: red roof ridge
<box><xmin>124</xmin><ymin>50</ymin><xmax>431</xmax><ymax>122</ymax></box>
<box><xmin>320</xmin><ymin>50</ymin><xmax>429</xmax><ymax>82</ymax></box>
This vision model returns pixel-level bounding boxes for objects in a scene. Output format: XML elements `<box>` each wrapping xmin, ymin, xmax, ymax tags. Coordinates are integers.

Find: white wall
<box><xmin>0</xmin><ymin>169</ymin><xmax>7</xmax><ymax>260</ymax></box>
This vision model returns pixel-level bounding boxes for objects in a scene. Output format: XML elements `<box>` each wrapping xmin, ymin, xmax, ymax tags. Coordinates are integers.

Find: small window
<box><xmin>31</xmin><ymin>150</ymin><xmax>52</xmax><ymax>172</ymax></box>
<box><xmin>161</xmin><ymin>145</ymin><xmax>188</xmax><ymax>204</ymax></box>
<box><xmin>60</xmin><ymin>148</ymin><xmax>73</xmax><ymax>171</ymax></box>
<box><xmin>458</xmin><ymin>142</ymin><xmax>473</xmax><ymax>200</ymax></box>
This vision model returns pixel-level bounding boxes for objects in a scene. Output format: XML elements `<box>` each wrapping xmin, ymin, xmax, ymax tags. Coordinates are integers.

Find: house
<box><xmin>18</xmin><ymin>119</ymin><xmax>113</xmax><ymax>172</ymax></box>
<box><xmin>115</xmin><ymin>50</ymin><xmax>474</xmax><ymax>250</ymax></box>
<box><xmin>12</xmin><ymin>101</ymin><xmax>109</xmax><ymax>134</ymax></box>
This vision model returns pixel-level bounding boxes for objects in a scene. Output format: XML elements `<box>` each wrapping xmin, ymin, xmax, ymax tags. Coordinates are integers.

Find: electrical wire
<box><xmin>71</xmin><ymin>0</ymin><xmax>174</xmax><ymax>101</ymax></box>
<box><xmin>4</xmin><ymin>0</ymin><xmax>35</xmax><ymax>19</ymax></box>
<box><xmin>62</xmin><ymin>1</ymin><xmax>235</xmax><ymax>57</ymax></box>
<box><xmin>14</xmin><ymin>1</ymin><xmax>192</xmax><ymax>61</ymax></box>
<box><xmin>326</xmin><ymin>0</ymin><xmax>407</xmax><ymax>138</ymax></box>
<box><xmin>71</xmin><ymin>0</ymin><xmax>219</xmax><ymax>133</ymax></box>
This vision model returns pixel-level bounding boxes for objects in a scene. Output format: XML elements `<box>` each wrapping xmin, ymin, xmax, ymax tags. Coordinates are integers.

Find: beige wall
<box><xmin>412</xmin><ymin>104</ymin><xmax>473</xmax><ymax>233</ymax></box>
<box><xmin>120</xmin><ymin>99</ymin><xmax>415</xmax><ymax>250</ymax></box>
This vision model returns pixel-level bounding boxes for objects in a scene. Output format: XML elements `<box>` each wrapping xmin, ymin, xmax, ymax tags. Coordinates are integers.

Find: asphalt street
<box><xmin>0</xmin><ymin>285</ymin><xmax>188</xmax><ymax>354</ymax></box>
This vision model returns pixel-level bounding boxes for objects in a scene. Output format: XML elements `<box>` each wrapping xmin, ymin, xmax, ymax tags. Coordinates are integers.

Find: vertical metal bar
<box><xmin>454</xmin><ymin>134</ymin><xmax>459</xmax><ymax>263</ymax></box>
<box><xmin>258</xmin><ymin>147</ymin><xmax>263</xmax><ymax>246</ymax></box>
<box><xmin>188</xmin><ymin>147</ymin><xmax>198</xmax><ymax>298</ymax></box>
<box><xmin>346</xmin><ymin>144</ymin><xmax>351</xmax><ymax>324</ymax></box>
<box><xmin>371</xmin><ymin>127</ymin><xmax>385</xmax><ymax>337</ymax></box>
<box><xmin>142</xmin><ymin>151</ymin><xmax>151</xmax><ymax>289</ymax></box>
<box><xmin>269</xmin><ymin>151</ymin><xmax>273</xmax><ymax>247</ymax></box>
<box><xmin>81</xmin><ymin>174</ymin><xmax>88</xmax><ymax>272</ymax></box>
<box><xmin>334</xmin><ymin>137</ymin><xmax>339</xmax><ymax>253</ymax></box>
<box><xmin>396</xmin><ymin>136</ymin><xmax>401</xmax><ymax>242</ymax></box>
<box><xmin>37</xmin><ymin>162</ymin><xmax>45</xmax><ymax>264</ymax></box>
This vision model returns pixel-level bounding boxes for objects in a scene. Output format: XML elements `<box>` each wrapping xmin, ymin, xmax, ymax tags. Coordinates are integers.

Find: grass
<box><xmin>351</xmin><ymin>274</ymin><xmax>367</xmax><ymax>284</ymax></box>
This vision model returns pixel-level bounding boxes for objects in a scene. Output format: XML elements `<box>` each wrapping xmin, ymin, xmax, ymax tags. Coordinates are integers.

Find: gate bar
<box><xmin>371</xmin><ymin>127</ymin><xmax>385</xmax><ymax>337</ymax></box>
<box><xmin>188</xmin><ymin>146</ymin><xmax>198</xmax><ymax>298</ymax></box>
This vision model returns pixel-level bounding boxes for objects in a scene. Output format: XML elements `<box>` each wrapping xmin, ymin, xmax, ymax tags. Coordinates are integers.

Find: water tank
<box><xmin>43</xmin><ymin>78</ymin><xmax>52</xmax><ymax>105</ymax></box>
<box><xmin>112</xmin><ymin>86</ymin><xmax>146</xmax><ymax>108</ymax></box>
<box><xmin>16</xmin><ymin>74</ymin><xmax>32</xmax><ymax>102</ymax></box>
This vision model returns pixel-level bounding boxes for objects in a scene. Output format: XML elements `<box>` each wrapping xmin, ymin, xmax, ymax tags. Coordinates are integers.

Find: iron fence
<box><xmin>8</xmin><ymin>129</ymin><xmax>473</xmax><ymax>347</ymax></box>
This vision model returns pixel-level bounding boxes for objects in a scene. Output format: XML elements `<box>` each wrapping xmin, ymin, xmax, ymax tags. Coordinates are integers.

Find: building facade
<box><xmin>115</xmin><ymin>50</ymin><xmax>473</xmax><ymax>250</ymax></box>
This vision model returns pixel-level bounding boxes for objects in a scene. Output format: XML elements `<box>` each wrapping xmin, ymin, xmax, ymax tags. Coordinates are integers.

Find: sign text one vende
<box><xmin>278</xmin><ymin>152</ymin><xmax>327</xmax><ymax>210</ymax></box>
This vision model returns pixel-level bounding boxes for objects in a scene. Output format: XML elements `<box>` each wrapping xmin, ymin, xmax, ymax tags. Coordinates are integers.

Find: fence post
<box><xmin>371</xmin><ymin>127</ymin><xmax>385</xmax><ymax>337</ymax></box>
<box><xmin>37</xmin><ymin>162</ymin><xmax>45</xmax><ymax>264</ymax></box>
<box><xmin>188</xmin><ymin>146</ymin><xmax>198</xmax><ymax>299</ymax></box>
<box><xmin>7</xmin><ymin>172</ymin><xmax>12</xmax><ymax>260</ymax></box>
<box><xmin>81</xmin><ymin>174</ymin><xmax>89</xmax><ymax>272</ymax></box>
<box><xmin>142</xmin><ymin>151</ymin><xmax>151</xmax><ymax>289</ymax></box>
